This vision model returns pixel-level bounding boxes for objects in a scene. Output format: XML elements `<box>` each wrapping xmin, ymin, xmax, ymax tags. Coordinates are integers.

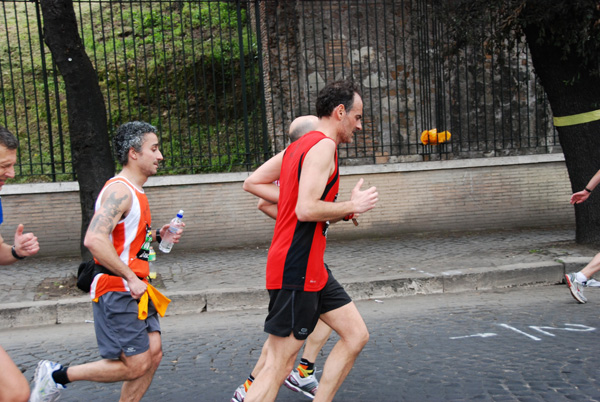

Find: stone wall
<box><xmin>1</xmin><ymin>154</ymin><xmax>573</xmax><ymax>258</ymax></box>
<box><xmin>258</xmin><ymin>1</ymin><xmax>559</xmax><ymax>162</ymax></box>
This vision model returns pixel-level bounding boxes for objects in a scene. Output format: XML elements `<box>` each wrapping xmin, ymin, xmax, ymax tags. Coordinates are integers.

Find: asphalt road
<box><xmin>4</xmin><ymin>284</ymin><xmax>600</xmax><ymax>401</ymax></box>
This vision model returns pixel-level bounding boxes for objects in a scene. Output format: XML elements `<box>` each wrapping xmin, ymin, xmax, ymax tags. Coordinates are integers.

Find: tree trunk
<box><xmin>40</xmin><ymin>0</ymin><xmax>114</xmax><ymax>259</ymax></box>
<box><xmin>523</xmin><ymin>24</ymin><xmax>600</xmax><ymax>244</ymax></box>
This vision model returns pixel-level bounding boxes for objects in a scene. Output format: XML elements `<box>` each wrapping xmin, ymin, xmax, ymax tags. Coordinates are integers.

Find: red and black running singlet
<box><xmin>266</xmin><ymin>131</ymin><xmax>339</xmax><ymax>292</ymax></box>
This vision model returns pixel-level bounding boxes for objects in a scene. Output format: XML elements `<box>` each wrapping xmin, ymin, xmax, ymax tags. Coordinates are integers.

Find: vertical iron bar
<box><xmin>214</xmin><ymin>1</ymin><xmax>227</xmax><ymax>167</ymax></box>
<box><xmin>253</xmin><ymin>0</ymin><xmax>270</xmax><ymax>164</ymax></box>
<box><xmin>138</xmin><ymin>0</ymin><xmax>153</xmax><ymax>126</ymax></box>
<box><xmin>207</xmin><ymin>2</ymin><xmax>220</xmax><ymax>167</ymax></box>
<box><xmin>272</xmin><ymin>2</ymin><xmax>285</xmax><ymax>152</ymax></box>
<box><xmin>174</xmin><ymin>2</ymin><xmax>191</xmax><ymax>170</ymax></box>
<box><xmin>1</xmin><ymin>1</ymin><xmax>23</xmax><ymax>175</ymax></box>
<box><xmin>296</xmin><ymin>0</ymin><xmax>306</xmax><ymax>117</ymax></box>
<box><xmin>108</xmin><ymin>4</ymin><xmax>123</xmax><ymax>119</ymax></box>
<box><xmin>281</xmin><ymin>0</ymin><xmax>293</xmax><ymax>127</ymax></box>
<box><xmin>525</xmin><ymin>41</ymin><xmax>532</xmax><ymax>149</ymax></box>
<box><xmin>516</xmin><ymin>40</ymin><xmax>522</xmax><ymax>149</ymax></box>
<box><xmin>327</xmin><ymin>0</ymin><xmax>335</xmax><ymax>79</ymax></box>
<box><xmin>226</xmin><ymin>2</ymin><xmax>238</xmax><ymax>168</ymax></box>
<box><xmin>117</xmin><ymin>4</ymin><xmax>132</xmax><ymax>120</ymax></box>
<box><xmin>197</xmin><ymin>1</ymin><xmax>213</xmax><ymax>170</ymax></box>
<box><xmin>186</xmin><ymin>0</ymin><xmax>202</xmax><ymax>171</ymax></box>
<box><xmin>382</xmin><ymin>0</ymin><xmax>393</xmax><ymax>157</ymax></box>
<box><xmin>51</xmin><ymin>58</ymin><xmax>68</xmax><ymax>177</ymax></box>
<box><xmin>399</xmin><ymin>0</ymin><xmax>411</xmax><ymax>152</ymax></box>
<box><xmin>12</xmin><ymin>1</ymin><xmax>34</xmax><ymax>175</ymax></box>
<box><xmin>98</xmin><ymin>3</ymin><xmax>114</xmax><ymax>132</ymax></box>
<box><xmin>147</xmin><ymin>0</ymin><xmax>163</xmax><ymax>139</ymax></box>
<box><xmin>174</xmin><ymin>2</ymin><xmax>188</xmax><ymax>169</ymax></box>
<box><xmin>353</xmin><ymin>0</ymin><xmax>364</xmax><ymax>158</ymax></box>
<box><xmin>34</xmin><ymin>0</ymin><xmax>56</xmax><ymax>180</ymax></box>
<box><xmin>157</xmin><ymin>0</ymin><xmax>174</xmax><ymax>167</ymax></box>
<box><xmin>301</xmin><ymin>0</ymin><xmax>312</xmax><ymax>116</ymax></box>
<box><xmin>490</xmin><ymin>9</ymin><xmax>497</xmax><ymax>154</ymax></box>
<box><xmin>167</xmin><ymin>0</ymin><xmax>182</xmax><ymax>166</ymax></box>
<box><xmin>127</xmin><ymin>1</ymin><xmax>142</xmax><ymax>119</ymax></box>
<box><xmin>373</xmin><ymin>0</ymin><xmax>385</xmax><ymax>158</ymax></box>
<box><xmin>235</xmin><ymin>0</ymin><xmax>251</xmax><ymax>169</ymax></box>
<box><xmin>480</xmin><ymin>20</ymin><xmax>487</xmax><ymax>153</ymax></box>
<box><xmin>87</xmin><ymin>0</ymin><xmax>99</xmax><ymax>81</ymax></box>
<box><xmin>263</xmin><ymin>2</ymin><xmax>278</xmax><ymax>154</ymax></box>
<box><xmin>0</xmin><ymin>1</ymin><xmax>7</xmax><ymax>127</ymax></box>
<box><xmin>319</xmin><ymin>0</ymin><xmax>327</xmax><ymax>84</ymax></box>
<box><xmin>23</xmin><ymin>2</ymin><xmax>44</xmax><ymax>175</ymax></box>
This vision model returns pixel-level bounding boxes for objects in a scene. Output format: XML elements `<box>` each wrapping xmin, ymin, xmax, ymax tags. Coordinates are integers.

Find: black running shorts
<box><xmin>264</xmin><ymin>268</ymin><xmax>351</xmax><ymax>340</ymax></box>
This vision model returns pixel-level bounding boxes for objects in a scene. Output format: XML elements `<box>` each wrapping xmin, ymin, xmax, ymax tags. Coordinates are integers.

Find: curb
<box><xmin>0</xmin><ymin>261</ymin><xmax>567</xmax><ymax>330</ymax></box>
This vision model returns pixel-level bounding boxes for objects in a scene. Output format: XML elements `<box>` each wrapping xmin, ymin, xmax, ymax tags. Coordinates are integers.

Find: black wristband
<box><xmin>11</xmin><ymin>245</ymin><xmax>25</xmax><ymax>260</ymax></box>
<box><xmin>585</xmin><ymin>187</ymin><xmax>593</xmax><ymax>193</ymax></box>
<box><xmin>342</xmin><ymin>213</ymin><xmax>354</xmax><ymax>222</ymax></box>
<box><xmin>155</xmin><ymin>229</ymin><xmax>162</xmax><ymax>244</ymax></box>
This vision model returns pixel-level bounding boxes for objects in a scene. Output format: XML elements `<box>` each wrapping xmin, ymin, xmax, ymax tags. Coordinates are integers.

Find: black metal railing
<box><xmin>0</xmin><ymin>0</ymin><xmax>559</xmax><ymax>182</ymax></box>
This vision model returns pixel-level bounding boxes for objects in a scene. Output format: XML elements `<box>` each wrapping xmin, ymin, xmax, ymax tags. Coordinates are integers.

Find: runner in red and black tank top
<box><xmin>266</xmin><ymin>131</ymin><xmax>339</xmax><ymax>292</ymax></box>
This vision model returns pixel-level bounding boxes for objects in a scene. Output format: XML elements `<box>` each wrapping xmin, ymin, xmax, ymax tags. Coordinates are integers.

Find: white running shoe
<box><xmin>29</xmin><ymin>360</ymin><xmax>66</xmax><ymax>402</ymax></box>
<box><xmin>231</xmin><ymin>383</ymin><xmax>246</xmax><ymax>402</ymax></box>
<box><xmin>565</xmin><ymin>272</ymin><xmax>587</xmax><ymax>304</ymax></box>
<box><xmin>284</xmin><ymin>368</ymin><xmax>318</xmax><ymax>399</ymax></box>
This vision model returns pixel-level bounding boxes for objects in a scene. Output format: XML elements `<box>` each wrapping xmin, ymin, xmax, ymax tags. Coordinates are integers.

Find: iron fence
<box><xmin>0</xmin><ymin>0</ymin><xmax>559</xmax><ymax>182</ymax></box>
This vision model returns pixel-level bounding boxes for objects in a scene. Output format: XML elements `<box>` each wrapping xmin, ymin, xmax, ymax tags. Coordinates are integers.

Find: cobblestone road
<box><xmin>4</xmin><ymin>284</ymin><xmax>600</xmax><ymax>401</ymax></box>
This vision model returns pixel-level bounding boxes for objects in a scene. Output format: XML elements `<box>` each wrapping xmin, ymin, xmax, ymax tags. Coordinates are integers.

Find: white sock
<box><xmin>576</xmin><ymin>272</ymin><xmax>588</xmax><ymax>283</ymax></box>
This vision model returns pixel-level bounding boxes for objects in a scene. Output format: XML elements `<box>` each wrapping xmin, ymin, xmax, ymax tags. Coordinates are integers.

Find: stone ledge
<box><xmin>0</xmin><ymin>260</ymin><xmax>568</xmax><ymax>329</ymax></box>
<box><xmin>2</xmin><ymin>154</ymin><xmax>566</xmax><ymax>195</ymax></box>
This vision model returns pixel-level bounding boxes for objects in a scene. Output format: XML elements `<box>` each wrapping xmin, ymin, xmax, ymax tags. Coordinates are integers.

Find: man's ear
<box><xmin>334</xmin><ymin>104</ymin><xmax>345</xmax><ymax>120</ymax></box>
<box><xmin>128</xmin><ymin>147</ymin><xmax>138</xmax><ymax>160</ymax></box>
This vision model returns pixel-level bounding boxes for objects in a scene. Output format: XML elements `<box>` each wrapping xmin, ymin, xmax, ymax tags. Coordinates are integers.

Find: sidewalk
<box><xmin>0</xmin><ymin>226</ymin><xmax>596</xmax><ymax>329</ymax></box>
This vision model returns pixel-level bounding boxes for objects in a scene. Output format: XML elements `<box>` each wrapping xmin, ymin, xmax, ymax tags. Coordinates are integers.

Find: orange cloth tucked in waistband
<box><xmin>138</xmin><ymin>284</ymin><xmax>171</xmax><ymax>320</ymax></box>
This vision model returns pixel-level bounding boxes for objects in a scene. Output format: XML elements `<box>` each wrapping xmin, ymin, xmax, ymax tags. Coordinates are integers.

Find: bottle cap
<box><xmin>177</xmin><ymin>210</ymin><xmax>184</xmax><ymax>218</ymax></box>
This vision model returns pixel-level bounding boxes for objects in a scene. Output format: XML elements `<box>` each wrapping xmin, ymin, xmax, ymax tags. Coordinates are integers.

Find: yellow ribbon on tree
<box><xmin>553</xmin><ymin>109</ymin><xmax>600</xmax><ymax>127</ymax></box>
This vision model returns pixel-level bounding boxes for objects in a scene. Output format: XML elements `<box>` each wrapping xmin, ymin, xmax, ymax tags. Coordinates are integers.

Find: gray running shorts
<box><xmin>93</xmin><ymin>291</ymin><xmax>161</xmax><ymax>359</ymax></box>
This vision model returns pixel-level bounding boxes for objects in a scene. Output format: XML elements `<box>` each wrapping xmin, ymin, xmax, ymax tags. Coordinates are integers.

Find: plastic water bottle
<box><xmin>148</xmin><ymin>246</ymin><xmax>157</xmax><ymax>280</ymax></box>
<box><xmin>159</xmin><ymin>210</ymin><xmax>184</xmax><ymax>253</ymax></box>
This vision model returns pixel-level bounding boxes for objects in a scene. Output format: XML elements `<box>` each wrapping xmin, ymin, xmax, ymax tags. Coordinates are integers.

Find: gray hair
<box><xmin>113</xmin><ymin>121</ymin><xmax>157</xmax><ymax>165</ymax></box>
<box><xmin>289</xmin><ymin>115</ymin><xmax>318</xmax><ymax>143</ymax></box>
<box><xmin>0</xmin><ymin>126</ymin><xmax>19</xmax><ymax>150</ymax></box>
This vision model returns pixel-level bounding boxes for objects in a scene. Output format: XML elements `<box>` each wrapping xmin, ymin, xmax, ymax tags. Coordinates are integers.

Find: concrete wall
<box><xmin>2</xmin><ymin>154</ymin><xmax>573</xmax><ymax>258</ymax></box>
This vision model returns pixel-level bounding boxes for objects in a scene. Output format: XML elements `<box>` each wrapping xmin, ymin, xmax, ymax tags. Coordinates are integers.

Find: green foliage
<box><xmin>157</xmin><ymin>109</ymin><xmax>265</xmax><ymax>175</ymax></box>
<box><xmin>2</xmin><ymin>1</ymin><xmax>264</xmax><ymax>182</ymax></box>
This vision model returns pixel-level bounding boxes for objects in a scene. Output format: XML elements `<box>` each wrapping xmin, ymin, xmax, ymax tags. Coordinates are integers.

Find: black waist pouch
<box><xmin>76</xmin><ymin>260</ymin><xmax>112</xmax><ymax>292</ymax></box>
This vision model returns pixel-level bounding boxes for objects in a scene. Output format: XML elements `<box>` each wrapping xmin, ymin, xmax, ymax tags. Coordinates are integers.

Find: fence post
<box><xmin>252</xmin><ymin>0</ymin><xmax>270</xmax><ymax>164</ymax></box>
<box><xmin>34</xmin><ymin>0</ymin><xmax>56</xmax><ymax>181</ymax></box>
<box><xmin>235</xmin><ymin>0</ymin><xmax>251</xmax><ymax>170</ymax></box>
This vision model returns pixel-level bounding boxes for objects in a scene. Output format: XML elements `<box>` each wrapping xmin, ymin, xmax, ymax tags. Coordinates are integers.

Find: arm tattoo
<box><xmin>88</xmin><ymin>192</ymin><xmax>129</xmax><ymax>235</ymax></box>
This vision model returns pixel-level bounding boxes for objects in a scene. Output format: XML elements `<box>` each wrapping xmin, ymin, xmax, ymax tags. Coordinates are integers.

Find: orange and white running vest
<box><xmin>90</xmin><ymin>176</ymin><xmax>152</xmax><ymax>300</ymax></box>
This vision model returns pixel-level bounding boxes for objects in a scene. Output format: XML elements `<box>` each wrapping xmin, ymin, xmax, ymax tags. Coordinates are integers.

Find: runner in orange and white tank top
<box><xmin>30</xmin><ymin>121</ymin><xmax>186</xmax><ymax>402</ymax></box>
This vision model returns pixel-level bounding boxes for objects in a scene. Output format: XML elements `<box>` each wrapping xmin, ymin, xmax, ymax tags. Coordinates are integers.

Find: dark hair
<box><xmin>113</xmin><ymin>121</ymin><xmax>157</xmax><ymax>166</ymax></box>
<box><xmin>0</xmin><ymin>126</ymin><xmax>19</xmax><ymax>150</ymax></box>
<box><xmin>315</xmin><ymin>80</ymin><xmax>361</xmax><ymax>118</ymax></box>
